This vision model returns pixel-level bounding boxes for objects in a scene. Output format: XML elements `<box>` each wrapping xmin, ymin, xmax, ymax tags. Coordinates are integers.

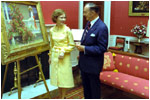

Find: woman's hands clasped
<box><xmin>59</xmin><ymin>52</ymin><xmax>64</xmax><ymax>59</ymax></box>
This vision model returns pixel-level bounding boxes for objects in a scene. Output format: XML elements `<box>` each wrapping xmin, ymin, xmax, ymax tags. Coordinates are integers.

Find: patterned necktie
<box><xmin>83</xmin><ymin>22</ymin><xmax>91</xmax><ymax>40</ymax></box>
<box><xmin>88</xmin><ymin>22</ymin><xmax>91</xmax><ymax>30</ymax></box>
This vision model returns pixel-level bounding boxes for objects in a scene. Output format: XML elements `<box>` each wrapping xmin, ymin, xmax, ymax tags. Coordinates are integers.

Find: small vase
<box><xmin>138</xmin><ymin>38</ymin><xmax>141</xmax><ymax>42</ymax></box>
<box><xmin>137</xmin><ymin>35</ymin><xmax>143</xmax><ymax>43</ymax></box>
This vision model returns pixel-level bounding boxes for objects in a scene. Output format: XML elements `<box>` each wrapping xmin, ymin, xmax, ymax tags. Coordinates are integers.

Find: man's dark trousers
<box><xmin>81</xmin><ymin>71</ymin><xmax>101</xmax><ymax>99</ymax></box>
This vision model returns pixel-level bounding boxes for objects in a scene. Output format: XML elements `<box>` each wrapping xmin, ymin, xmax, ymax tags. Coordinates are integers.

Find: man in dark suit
<box><xmin>76</xmin><ymin>3</ymin><xmax>108</xmax><ymax>99</ymax></box>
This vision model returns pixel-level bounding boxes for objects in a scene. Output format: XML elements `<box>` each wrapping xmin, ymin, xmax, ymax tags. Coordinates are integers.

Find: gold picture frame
<box><xmin>1</xmin><ymin>1</ymin><xmax>49</xmax><ymax>65</ymax></box>
<box><xmin>129</xmin><ymin>1</ymin><xmax>149</xmax><ymax>16</ymax></box>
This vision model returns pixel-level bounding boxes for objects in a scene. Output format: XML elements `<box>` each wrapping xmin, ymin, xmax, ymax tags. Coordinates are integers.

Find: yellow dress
<box><xmin>49</xmin><ymin>25</ymin><xmax>75</xmax><ymax>88</ymax></box>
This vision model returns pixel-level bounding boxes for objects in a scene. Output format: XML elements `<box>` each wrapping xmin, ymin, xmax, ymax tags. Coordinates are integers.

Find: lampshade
<box><xmin>146</xmin><ymin>20</ymin><xmax>149</xmax><ymax>37</ymax></box>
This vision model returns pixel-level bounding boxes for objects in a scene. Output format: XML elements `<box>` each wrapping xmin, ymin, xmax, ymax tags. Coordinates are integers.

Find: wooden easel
<box><xmin>1</xmin><ymin>54</ymin><xmax>51</xmax><ymax>99</ymax></box>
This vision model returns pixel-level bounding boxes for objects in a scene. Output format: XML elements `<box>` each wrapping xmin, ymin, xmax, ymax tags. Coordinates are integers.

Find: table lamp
<box><xmin>146</xmin><ymin>20</ymin><xmax>149</xmax><ymax>37</ymax></box>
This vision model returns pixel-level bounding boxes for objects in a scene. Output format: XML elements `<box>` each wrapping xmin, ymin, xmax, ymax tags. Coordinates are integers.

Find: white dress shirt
<box><xmin>90</xmin><ymin>16</ymin><xmax>99</xmax><ymax>28</ymax></box>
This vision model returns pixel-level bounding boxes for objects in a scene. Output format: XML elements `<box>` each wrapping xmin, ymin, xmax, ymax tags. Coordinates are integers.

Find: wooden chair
<box><xmin>109</xmin><ymin>37</ymin><xmax>125</xmax><ymax>51</ymax></box>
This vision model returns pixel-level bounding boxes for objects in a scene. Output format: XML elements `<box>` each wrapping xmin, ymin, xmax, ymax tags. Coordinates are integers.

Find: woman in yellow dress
<box><xmin>48</xmin><ymin>9</ymin><xmax>75</xmax><ymax>99</ymax></box>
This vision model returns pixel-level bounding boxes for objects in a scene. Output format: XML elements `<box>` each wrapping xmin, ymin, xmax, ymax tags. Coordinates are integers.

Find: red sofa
<box><xmin>100</xmin><ymin>50</ymin><xmax>149</xmax><ymax>99</ymax></box>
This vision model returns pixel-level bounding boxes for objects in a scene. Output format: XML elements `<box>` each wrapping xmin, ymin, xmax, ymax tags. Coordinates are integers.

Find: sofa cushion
<box><xmin>114</xmin><ymin>54</ymin><xmax>149</xmax><ymax>80</ymax></box>
<box><xmin>100</xmin><ymin>71</ymin><xmax>149</xmax><ymax>99</ymax></box>
<box><xmin>102</xmin><ymin>52</ymin><xmax>115</xmax><ymax>71</ymax></box>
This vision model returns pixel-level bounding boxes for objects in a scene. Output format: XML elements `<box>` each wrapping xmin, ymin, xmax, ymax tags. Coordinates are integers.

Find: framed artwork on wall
<box><xmin>1</xmin><ymin>1</ymin><xmax>49</xmax><ymax>65</ymax></box>
<box><xmin>129</xmin><ymin>1</ymin><xmax>149</xmax><ymax>16</ymax></box>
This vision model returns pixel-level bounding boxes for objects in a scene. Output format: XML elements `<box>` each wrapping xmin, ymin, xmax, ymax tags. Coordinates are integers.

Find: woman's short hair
<box><xmin>51</xmin><ymin>9</ymin><xmax>66</xmax><ymax>23</ymax></box>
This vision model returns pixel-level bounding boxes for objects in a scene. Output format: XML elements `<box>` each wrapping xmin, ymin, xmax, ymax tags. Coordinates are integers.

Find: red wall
<box><xmin>110</xmin><ymin>1</ymin><xmax>149</xmax><ymax>37</ymax></box>
<box><xmin>40</xmin><ymin>1</ymin><xmax>79</xmax><ymax>29</ymax></box>
<box><xmin>40</xmin><ymin>1</ymin><xmax>148</xmax><ymax>36</ymax></box>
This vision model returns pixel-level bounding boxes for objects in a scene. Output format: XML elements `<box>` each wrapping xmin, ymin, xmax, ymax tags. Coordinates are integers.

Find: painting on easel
<box><xmin>1</xmin><ymin>1</ymin><xmax>49</xmax><ymax>65</ymax></box>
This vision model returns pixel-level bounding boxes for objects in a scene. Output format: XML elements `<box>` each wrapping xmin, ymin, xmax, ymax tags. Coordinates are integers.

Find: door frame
<box><xmin>78</xmin><ymin>1</ymin><xmax>111</xmax><ymax>34</ymax></box>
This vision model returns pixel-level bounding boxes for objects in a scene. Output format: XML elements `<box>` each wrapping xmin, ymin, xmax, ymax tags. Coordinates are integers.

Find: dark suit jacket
<box><xmin>79</xmin><ymin>18</ymin><xmax>108</xmax><ymax>75</ymax></box>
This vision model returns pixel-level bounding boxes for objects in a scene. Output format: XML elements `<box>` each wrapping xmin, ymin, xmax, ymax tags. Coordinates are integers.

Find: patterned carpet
<box><xmin>52</xmin><ymin>84</ymin><xmax>143</xmax><ymax>99</ymax></box>
<box><xmin>35</xmin><ymin>84</ymin><xmax>143</xmax><ymax>99</ymax></box>
<box><xmin>52</xmin><ymin>85</ymin><xmax>84</xmax><ymax>99</ymax></box>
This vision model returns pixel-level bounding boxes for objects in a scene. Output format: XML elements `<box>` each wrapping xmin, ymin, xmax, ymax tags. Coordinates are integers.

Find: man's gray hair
<box><xmin>85</xmin><ymin>3</ymin><xmax>100</xmax><ymax>14</ymax></box>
